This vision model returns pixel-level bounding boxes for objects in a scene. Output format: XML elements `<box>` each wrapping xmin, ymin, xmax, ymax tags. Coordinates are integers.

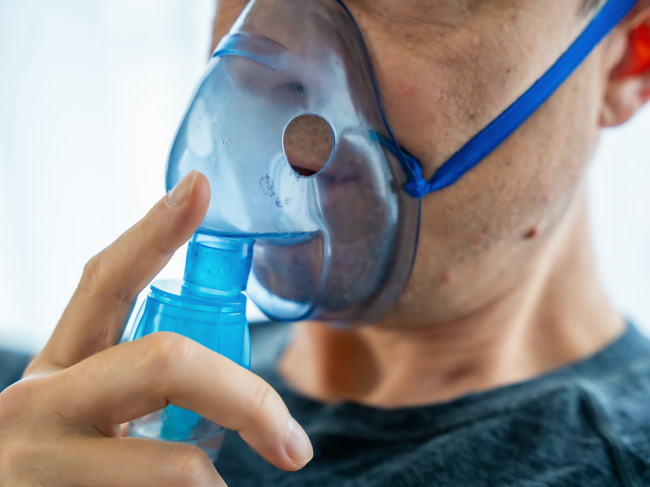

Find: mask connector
<box><xmin>183</xmin><ymin>233</ymin><xmax>254</xmax><ymax>295</ymax></box>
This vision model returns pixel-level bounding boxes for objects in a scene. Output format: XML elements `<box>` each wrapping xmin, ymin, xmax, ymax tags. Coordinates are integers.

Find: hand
<box><xmin>0</xmin><ymin>171</ymin><xmax>313</xmax><ymax>486</ymax></box>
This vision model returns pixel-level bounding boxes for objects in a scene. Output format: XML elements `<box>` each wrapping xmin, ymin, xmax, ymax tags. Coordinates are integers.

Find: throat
<box><xmin>279</xmin><ymin>323</ymin><xmax>384</xmax><ymax>403</ymax></box>
<box><xmin>278</xmin><ymin>318</ymin><xmax>537</xmax><ymax>407</ymax></box>
<box><xmin>280</xmin><ymin>306</ymin><xmax>623</xmax><ymax>408</ymax></box>
<box><xmin>278</xmin><ymin>198</ymin><xmax>625</xmax><ymax>408</ymax></box>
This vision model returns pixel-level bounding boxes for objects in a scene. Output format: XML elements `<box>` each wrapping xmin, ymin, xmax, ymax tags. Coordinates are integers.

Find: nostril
<box><xmin>283</xmin><ymin>114</ymin><xmax>334</xmax><ymax>178</ymax></box>
<box><xmin>277</xmin><ymin>81</ymin><xmax>307</xmax><ymax>97</ymax></box>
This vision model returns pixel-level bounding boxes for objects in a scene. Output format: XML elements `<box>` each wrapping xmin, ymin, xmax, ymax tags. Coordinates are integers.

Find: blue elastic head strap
<box><xmin>385</xmin><ymin>0</ymin><xmax>638</xmax><ymax>198</ymax></box>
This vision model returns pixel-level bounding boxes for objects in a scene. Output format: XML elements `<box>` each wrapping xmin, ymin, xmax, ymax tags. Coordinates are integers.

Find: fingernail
<box><xmin>284</xmin><ymin>417</ymin><xmax>313</xmax><ymax>467</ymax></box>
<box><xmin>167</xmin><ymin>171</ymin><xmax>197</xmax><ymax>207</ymax></box>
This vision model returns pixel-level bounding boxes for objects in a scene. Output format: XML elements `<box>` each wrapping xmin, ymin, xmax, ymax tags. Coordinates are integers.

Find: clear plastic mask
<box><xmin>166</xmin><ymin>0</ymin><xmax>421</xmax><ymax>323</ymax></box>
<box><xmin>165</xmin><ymin>0</ymin><xmax>637</xmax><ymax>324</ymax></box>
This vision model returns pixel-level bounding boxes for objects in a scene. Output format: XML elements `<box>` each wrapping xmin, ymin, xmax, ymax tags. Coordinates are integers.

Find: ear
<box><xmin>600</xmin><ymin>2</ymin><xmax>650</xmax><ymax>127</ymax></box>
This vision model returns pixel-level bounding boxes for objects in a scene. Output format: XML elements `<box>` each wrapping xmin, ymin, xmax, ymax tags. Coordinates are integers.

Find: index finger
<box><xmin>37</xmin><ymin>171</ymin><xmax>210</xmax><ymax>370</ymax></box>
<box><xmin>45</xmin><ymin>333</ymin><xmax>314</xmax><ymax>471</ymax></box>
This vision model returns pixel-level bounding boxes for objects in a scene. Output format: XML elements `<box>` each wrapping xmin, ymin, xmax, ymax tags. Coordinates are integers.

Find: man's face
<box><xmin>212</xmin><ymin>0</ymin><xmax>609</xmax><ymax>326</ymax></box>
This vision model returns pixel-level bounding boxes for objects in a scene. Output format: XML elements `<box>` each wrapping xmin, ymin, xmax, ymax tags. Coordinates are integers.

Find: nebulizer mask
<box><xmin>165</xmin><ymin>0</ymin><xmax>422</xmax><ymax>324</ymax></box>
<box><xmin>128</xmin><ymin>0</ymin><xmax>420</xmax><ymax>458</ymax></box>
<box><xmin>127</xmin><ymin>0</ymin><xmax>637</xmax><ymax>461</ymax></box>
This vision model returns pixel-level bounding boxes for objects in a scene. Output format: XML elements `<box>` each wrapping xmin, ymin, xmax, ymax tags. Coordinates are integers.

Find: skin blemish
<box><xmin>473</xmin><ymin>226</ymin><xmax>490</xmax><ymax>248</ymax></box>
<box><xmin>524</xmin><ymin>227</ymin><xmax>539</xmax><ymax>240</ymax></box>
<box><xmin>440</xmin><ymin>270</ymin><xmax>453</xmax><ymax>284</ymax></box>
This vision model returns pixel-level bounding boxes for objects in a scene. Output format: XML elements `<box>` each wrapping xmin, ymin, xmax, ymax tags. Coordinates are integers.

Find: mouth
<box><xmin>284</xmin><ymin>151</ymin><xmax>360</xmax><ymax>185</ymax></box>
<box><xmin>291</xmin><ymin>164</ymin><xmax>359</xmax><ymax>186</ymax></box>
<box><xmin>284</xmin><ymin>150</ymin><xmax>328</xmax><ymax>178</ymax></box>
<box><xmin>290</xmin><ymin>165</ymin><xmax>319</xmax><ymax>177</ymax></box>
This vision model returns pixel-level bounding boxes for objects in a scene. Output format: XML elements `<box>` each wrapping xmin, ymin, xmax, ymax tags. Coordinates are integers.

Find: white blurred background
<box><xmin>0</xmin><ymin>1</ymin><xmax>649</xmax><ymax>353</ymax></box>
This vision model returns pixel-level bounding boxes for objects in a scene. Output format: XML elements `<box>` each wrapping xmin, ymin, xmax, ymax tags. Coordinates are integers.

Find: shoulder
<box><xmin>577</xmin><ymin>324</ymin><xmax>650</xmax><ymax>435</ymax></box>
<box><xmin>437</xmin><ymin>324</ymin><xmax>650</xmax><ymax>485</ymax></box>
<box><xmin>579</xmin><ymin>327</ymin><xmax>650</xmax><ymax>483</ymax></box>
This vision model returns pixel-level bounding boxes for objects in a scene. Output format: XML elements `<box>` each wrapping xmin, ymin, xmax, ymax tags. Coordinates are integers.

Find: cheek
<box><xmin>358</xmin><ymin>6</ymin><xmax>584</xmax><ymax>181</ymax></box>
<box><xmin>384</xmin><ymin>53</ymin><xmax>604</xmax><ymax>325</ymax></box>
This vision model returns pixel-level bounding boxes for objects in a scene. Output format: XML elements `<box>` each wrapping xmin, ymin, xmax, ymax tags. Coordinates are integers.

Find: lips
<box><xmin>284</xmin><ymin>150</ymin><xmax>326</xmax><ymax>177</ymax></box>
<box><xmin>290</xmin><ymin>162</ymin><xmax>359</xmax><ymax>186</ymax></box>
<box><xmin>290</xmin><ymin>165</ymin><xmax>319</xmax><ymax>177</ymax></box>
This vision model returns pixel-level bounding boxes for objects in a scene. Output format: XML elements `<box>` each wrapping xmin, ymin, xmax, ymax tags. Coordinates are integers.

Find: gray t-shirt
<box><xmin>216</xmin><ymin>323</ymin><xmax>650</xmax><ymax>486</ymax></box>
<box><xmin>1</xmin><ymin>325</ymin><xmax>649</xmax><ymax>486</ymax></box>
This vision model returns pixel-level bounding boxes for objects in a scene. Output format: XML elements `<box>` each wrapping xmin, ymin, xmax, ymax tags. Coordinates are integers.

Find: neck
<box><xmin>279</xmin><ymin>189</ymin><xmax>625</xmax><ymax>407</ymax></box>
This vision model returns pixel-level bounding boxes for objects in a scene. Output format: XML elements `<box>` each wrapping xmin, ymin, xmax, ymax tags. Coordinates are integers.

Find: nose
<box><xmin>214</xmin><ymin>31</ymin><xmax>313</xmax><ymax>106</ymax></box>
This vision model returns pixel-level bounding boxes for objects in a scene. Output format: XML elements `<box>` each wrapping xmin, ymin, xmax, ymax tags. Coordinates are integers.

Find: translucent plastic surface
<box><xmin>128</xmin><ymin>235</ymin><xmax>252</xmax><ymax>462</ymax></box>
<box><xmin>130</xmin><ymin>409</ymin><xmax>225</xmax><ymax>463</ymax></box>
<box><xmin>166</xmin><ymin>0</ymin><xmax>421</xmax><ymax>323</ymax></box>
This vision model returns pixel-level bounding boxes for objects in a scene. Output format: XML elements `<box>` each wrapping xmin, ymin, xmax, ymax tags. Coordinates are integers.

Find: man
<box><xmin>2</xmin><ymin>0</ymin><xmax>650</xmax><ymax>485</ymax></box>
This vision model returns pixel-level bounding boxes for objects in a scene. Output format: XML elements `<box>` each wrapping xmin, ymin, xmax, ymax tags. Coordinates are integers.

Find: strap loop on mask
<box><xmin>391</xmin><ymin>0</ymin><xmax>638</xmax><ymax>198</ymax></box>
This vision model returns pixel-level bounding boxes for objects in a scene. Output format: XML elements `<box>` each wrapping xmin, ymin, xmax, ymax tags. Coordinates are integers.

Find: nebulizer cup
<box><xmin>127</xmin><ymin>234</ymin><xmax>253</xmax><ymax>460</ymax></box>
<box><xmin>127</xmin><ymin>0</ymin><xmax>421</xmax><ymax>462</ymax></box>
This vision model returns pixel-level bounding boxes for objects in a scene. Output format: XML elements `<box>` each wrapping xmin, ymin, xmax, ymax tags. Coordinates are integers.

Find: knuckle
<box><xmin>0</xmin><ymin>380</ymin><xmax>35</xmax><ymax>424</ymax></box>
<box><xmin>78</xmin><ymin>254</ymin><xmax>115</xmax><ymax>304</ymax></box>
<box><xmin>169</xmin><ymin>445</ymin><xmax>216</xmax><ymax>485</ymax></box>
<box><xmin>142</xmin><ymin>332</ymin><xmax>193</xmax><ymax>375</ymax></box>
<box><xmin>79</xmin><ymin>253</ymin><xmax>103</xmax><ymax>292</ymax></box>
<box><xmin>78</xmin><ymin>252</ymin><xmax>129</xmax><ymax>304</ymax></box>
<box><xmin>77</xmin><ymin>249</ymin><xmax>134</xmax><ymax>311</ymax></box>
<box><xmin>245</xmin><ymin>377</ymin><xmax>280</xmax><ymax>422</ymax></box>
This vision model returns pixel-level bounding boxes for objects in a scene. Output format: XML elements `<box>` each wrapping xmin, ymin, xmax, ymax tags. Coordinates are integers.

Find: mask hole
<box><xmin>283</xmin><ymin>114</ymin><xmax>334</xmax><ymax>177</ymax></box>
